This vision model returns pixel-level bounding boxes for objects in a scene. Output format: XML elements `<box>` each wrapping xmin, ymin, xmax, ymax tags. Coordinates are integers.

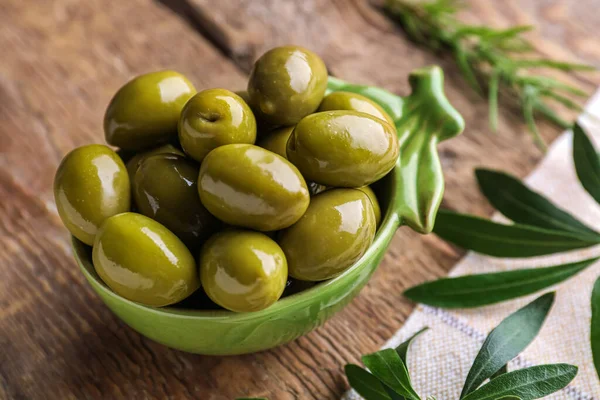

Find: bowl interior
<box><xmin>75</xmin><ymin>168</ymin><xmax>398</xmax><ymax>320</ymax></box>
<box><xmin>73</xmin><ymin>169</ymin><xmax>400</xmax><ymax>354</ymax></box>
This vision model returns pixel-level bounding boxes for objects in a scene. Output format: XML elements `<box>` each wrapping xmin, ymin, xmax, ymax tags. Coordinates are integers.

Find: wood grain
<box><xmin>1</xmin><ymin>0</ymin><xmax>599</xmax><ymax>399</ymax></box>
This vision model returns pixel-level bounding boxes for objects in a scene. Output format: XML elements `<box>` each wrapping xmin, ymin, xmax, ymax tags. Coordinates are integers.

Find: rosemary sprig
<box><xmin>384</xmin><ymin>0</ymin><xmax>595</xmax><ymax>147</ymax></box>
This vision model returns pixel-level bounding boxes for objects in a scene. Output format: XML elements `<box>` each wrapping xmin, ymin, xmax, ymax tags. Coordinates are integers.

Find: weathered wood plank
<box><xmin>2</xmin><ymin>0</ymin><xmax>600</xmax><ymax>399</ymax></box>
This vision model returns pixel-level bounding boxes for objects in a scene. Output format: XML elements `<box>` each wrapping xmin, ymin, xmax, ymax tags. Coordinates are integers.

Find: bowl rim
<box><xmin>74</xmin><ymin>168</ymin><xmax>401</xmax><ymax>321</ymax></box>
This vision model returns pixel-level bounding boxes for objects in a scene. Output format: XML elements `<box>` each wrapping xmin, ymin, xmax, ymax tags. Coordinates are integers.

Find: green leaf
<box><xmin>541</xmin><ymin>91</ymin><xmax>583</xmax><ymax>111</ymax></box>
<box><xmin>516</xmin><ymin>76</ymin><xmax>587</xmax><ymax>97</ymax></box>
<box><xmin>534</xmin><ymin>101</ymin><xmax>571</xmax><ymax>129</ymax></box>
<box><xmin>328</xmin><ymin>67</ymin><xmax>465</xmax><ymax>233</ymax></box>
<box><xmin>455</xmin><ymin>44</ymin><xmax>482</xmax><ymax>94</ymax></box>
<box><xmin>522</xmin><ymin>85</ymin><xmax>545</xmax><ymax>148</ymax></box>
<box><xmin>461</xmin><ymin>364</ymin><xmax>577</xmax><ymax>400</ymax></box>
<box><xmin>362</xmin><ymin>349</ymin><xmax>421</xmax><ymax>400</ymax></box>
<box><xmin>490</xmin><ymin>364</ymin><xmax>508</xmax><ymax>380</ymax></box>
<box><xmin>488</xmin><ymin>70</ymin><xmax>500</xmax><ymax>131</ymax></box>
<box><xmin>404</xmin><ymin>257</ymin><xmax>597</xmax><ymax>308</ymax></box>
<box><xmin>592</xmin><ymin>276</ymin><xmax>600</xmax><ymax>381</ymax></box>
<box><xmin>383</xmin><ymin>386</ymin><xmax>407</xmax><ymax>400</ymax></box>
<box><xmin>395</xmin><ymin>327</ymin><xmax>429</xmax><ymax>365</ymax></box>
<box><xmin>453</xmin><ymin>25</ymin><xmax>532</xmax><ymax>41</ymax></box>
<box><xmin>513</xmin><ymin>58</ymin><xmax>595</xmax><ymax>71</ymax></box>
<box><xmin>460</xmin><ymin>293</ymin><xmax>555</xmax><ymax>397</ymax></box>
<box><xmin>573</xmin><ymin>123</ymin><xmax>600</xmax><ymax>205</ymax></box>
<box><xmin>475</xmin><ymin>169</ymin><xmax>600</xmax><ymax>237</ymax></box>
<box><xmin>345</xmin><ymin>364</ymin><xmax>392</xmax><ymax>400</ymax></box>
<box><xmin>495</xmin><ymin>397</ymin><xmax>520</xmax><ymax>400</ymax></box>
<box><xmin>433</xmin><ymin>209</ymin><xmax>600</xmax><ymax>257</ymax></box>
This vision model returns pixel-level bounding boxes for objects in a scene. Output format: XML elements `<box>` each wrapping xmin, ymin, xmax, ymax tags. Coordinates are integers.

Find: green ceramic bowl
<box><xmin>72</xmin><ymin>66</ymin><xmax>464</xmax><ymax>355</ymax></box>
<box><xmin>73</xmin><ymin>173</ymin><xmax>398</xmax><ymax>355</ymax></box>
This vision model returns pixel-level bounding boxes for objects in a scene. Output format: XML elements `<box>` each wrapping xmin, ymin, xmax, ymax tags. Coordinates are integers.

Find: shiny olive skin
<box><xmin>178</xmin><ymin>89</ymin><xmax>257</xmax><ymax>162</ymax></box>
<box><xmin>104</xmin><ymin>71</ymin><xmax>196</xmax><ymax>150</ymax></box>
<box><xmin>357</xmin><ymin>186</ymin><xmax>381</xmax><ymax>227</ymax></box>
<box><xmin>126</xmin><ymin>143</ymin><xmax>185</xmax><ymax>180</ymax></box>
<box><xmin>133</xmin><ymin>154</ymin><xmax>219</xmax><ymax>249</ymax></box>
<box><xmin>287</xmin><ymin>111</ymin><xmax>399</xmax><ymax>187</ymax></box>
<box><xmin>92</xmin><ymin>212</ymin><xmax>199</xmax><ymax>307</ymax></box>
<box><xmin>256</xmin><ymin>126</ymin><xmax>294</xmax><ymax>158</ymax></box>
<box><xmin>279</xmin><ymin>189</ymin><xmax>376</xmax><ymax>281</ymax></box>
<box><xmin>198</xmin><ymin>144</ymin><xmax>310</xmax><ymax>231</ymax></box>
<box><xmin>200</xmin><ymin>230</ymin><xmax>287</xmax><ymax>312</ymax></box>
<box><xmin>247</xmin><ymin>46</ymin><xmax>328</xmax><ymax>126</ymax></box>
<box><xmin>54</xmin><ymin>145</ymin><xmax>130</xmax><ymax>245</ymax></box>
<box><xmin>318</xmin><ymin>91</ymin><xmax>395</xmax><ymax>126</ymax></box>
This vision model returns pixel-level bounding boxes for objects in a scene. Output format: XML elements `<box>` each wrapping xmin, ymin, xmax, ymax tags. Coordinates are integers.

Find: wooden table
<box><xmin>1</xmin><ymin>1</ymin><xmax>599</xmax><ymax>398</ymax></box>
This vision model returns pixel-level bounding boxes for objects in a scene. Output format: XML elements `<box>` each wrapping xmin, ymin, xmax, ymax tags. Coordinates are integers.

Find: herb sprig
<box><xmin>383</xmin><ymin>0</ymin><xmax>595</xmax><ymax>147</ymax></box>
<box><xmin>347</xmin><ymin>293</ymin><xmax>576</xmax><ymax>400</ymax></box>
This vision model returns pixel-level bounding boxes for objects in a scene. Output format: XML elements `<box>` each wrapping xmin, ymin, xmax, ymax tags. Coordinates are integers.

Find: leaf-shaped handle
<box><xmin>327</xmin><ymin>66</ymin><xmax>464</xmax><ymax>233</ymax></box>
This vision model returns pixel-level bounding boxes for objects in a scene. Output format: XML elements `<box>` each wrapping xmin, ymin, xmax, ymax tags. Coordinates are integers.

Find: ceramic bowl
<box><xmin>73</xmin><ymin>172</ymin><xmax>399</xmax><ymax>355</ymax></box>
<box><xmin>72</xmin><ymin>66</ymin><xmax>464</xmax><ymax>355</ymax></box>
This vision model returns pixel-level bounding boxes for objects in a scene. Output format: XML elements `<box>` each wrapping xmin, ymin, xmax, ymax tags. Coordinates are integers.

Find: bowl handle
<box><xmin>328</xmin><ymin>68</ymin><xmax>464</xmax><ymax>234</ymax></box>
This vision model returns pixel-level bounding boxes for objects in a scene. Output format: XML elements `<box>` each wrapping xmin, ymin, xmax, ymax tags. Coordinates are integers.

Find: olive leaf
<box><xmin>489</xmin><ymin>364</ymin><xmax>508</xmax><ymax>380</ymax></box>
<box><xmin>327</xmin><ymin>66</ymin><xmax>465</xmax><ymax>233</ymax></box>
<box><xmin>460</xmin><ymin>293</ymin><xmax>554</xmax><ymax>397</ymax></box>
<box><xmin>475</xmin><ymin>168</ymin><xmax>600</xmax><ymax>238</ymax></box>
<box><xmin>433</xmin><ymin>209</ymin><xmax>600</xmax><ymax>257</ymax></box>
<box><xmin>404</xmin><ymin>257</ymin><xmax>597</xmax><ymax>308</ymax></box>
<box><xmin>395</xmin><ymin>327</ymin><xmax>429</xmax><ymax>366</ymax></box>
<box><xmin>345</xmin><ymin>364</ymin><xmax>394</xmax><ymax>400</ymax></box>
<box><xmin>573</xmin><ymin>123</ymin><xmax>600</xmax><ymax>205</ymax></box>
<box><xmin>361</xmin><ymin>349</ymin><xmax>421</xmax><ymax>400</ymax></box>
<box><xmin>461</xmin><ymin>364</ymin><xmax>578</xmax><ymax>400</ymax></box>
<box><xmin>592</xmin><ymin>276</ymin><xmax>600</xmax><ymax>381</ymax></box>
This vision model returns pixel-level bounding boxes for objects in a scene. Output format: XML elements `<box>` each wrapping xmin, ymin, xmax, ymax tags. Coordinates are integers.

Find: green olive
<box><xmin>198</xmin><ymin>144</ymin><xmax>310</xmax><ymax>231</ymax></box>
<box><xmin>287</xmin><ymin>111</ymin><xmax>399</xmax><ymax>187</ymax></box>
<box><xmin>256</xmin><ymin>127</ymin><xmax>327</xmax><ymax>196</ymax></box>
<box><xmin>318</xmin><ymin>91</ymin><xmax>395</xmax><ymax>126</ymax></box>
<box><xmin>54</xmin><ymin>145</ymin><xmax>130</xmax><ymax>245</ymax></box>
<box><xmin>133</xmin><ymin>154</ymin><xmax>219</xmax><ymax>249</ymax></box>
<box><xmin>247</xmin><ymin>45</ymin><xmax>328</xmax><ymax>126</ymax></box>
<box><xmin>178</xmin><ymin>89</ymin><xmax>257</xmax><ymax>162</ymax></box>
<box><xmin>104</xmin><ymin>71</ymin><xmax>196</xmax><ymax>150</ymax></box>
<box><xmin>200</xmin><ymin>229</ymin><xmax>287</xmax><ymax>312</ymax></box>
<box><xmin>92</xmin><ymin>212</ymin><xmax>199</xmax><ymax>307</ymax></box>
<box><xmin>256</xmin><ymin>126</ymin><xmax>294</xmax><ymax>158</ymax></box>
<box><xmin>357</xmin><ymin>186</ymin><xmax>382</xmax><ymax>227</ymax></box>
<box><xmin>125</xmin><ymin>143</ymin><xmax>185</xmax><ymax>180</ymax></box>
<box><xmin>279</xmin><ymin>189</ymin><xmax>376</xmax><ymax>281</ymax></box>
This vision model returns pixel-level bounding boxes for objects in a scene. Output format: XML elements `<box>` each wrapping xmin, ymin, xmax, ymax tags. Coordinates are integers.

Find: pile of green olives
<box><xmin>54</xmin><ymin>45</ymin><xmax>399</xmax><ymax>312</ymax></box>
